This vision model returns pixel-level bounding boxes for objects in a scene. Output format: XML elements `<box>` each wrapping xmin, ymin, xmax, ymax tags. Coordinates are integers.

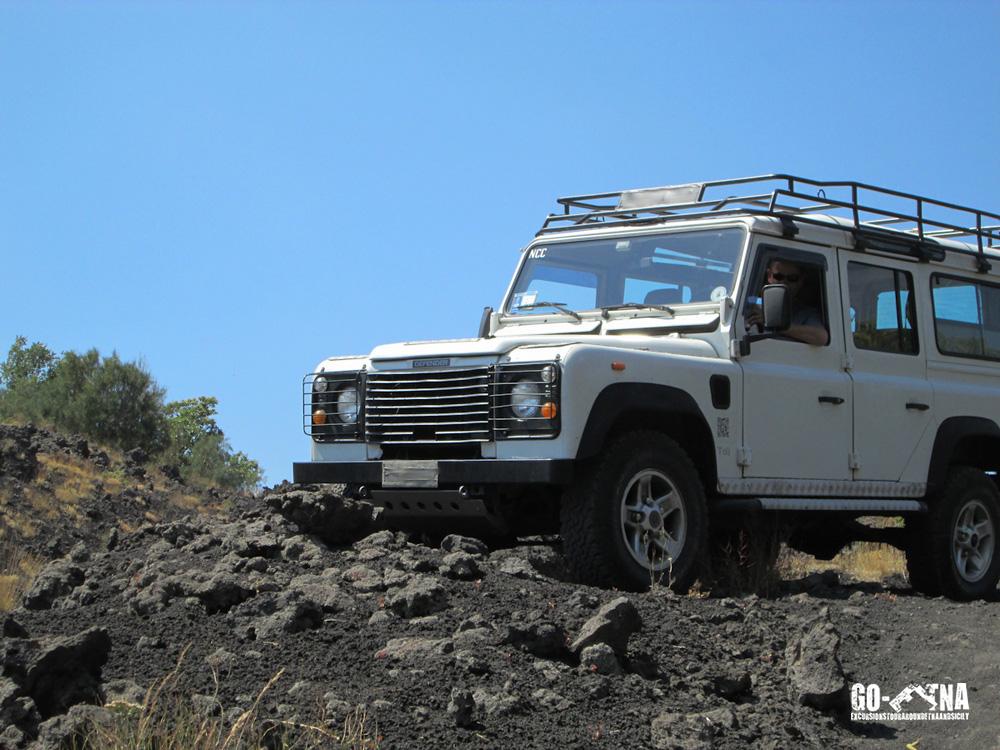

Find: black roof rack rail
<box><xmin>539</xmin><ymin>174</ymin><xmax>1000</xmax><ymax>272</ymax></box>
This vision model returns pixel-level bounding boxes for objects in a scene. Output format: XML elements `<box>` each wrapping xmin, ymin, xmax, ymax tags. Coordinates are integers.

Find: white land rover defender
<box><xmin>295</xmin><ymin>174</ymin><xmax>1000</xmax><ymax>601</ymax></box>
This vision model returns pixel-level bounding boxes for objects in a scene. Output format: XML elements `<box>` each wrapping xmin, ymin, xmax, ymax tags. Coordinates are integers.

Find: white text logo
<box><xmin>850</xmin><ymin>682</ymin><xmax>969</xmax><ymax>722</ymax></box>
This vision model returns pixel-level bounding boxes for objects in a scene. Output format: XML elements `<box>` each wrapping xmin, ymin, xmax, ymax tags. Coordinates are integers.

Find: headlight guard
<box><xmin>304</xmin><ymin>371</ymin><xmax>365</xmax><ymax>441</ymax></box>
<box><xmin>495</xmin><ymin>362</ymin><xmax>561</xmax><ymax>439</ymax></box>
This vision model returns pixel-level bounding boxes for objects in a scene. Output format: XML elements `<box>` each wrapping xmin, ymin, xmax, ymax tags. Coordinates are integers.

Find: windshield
<box><xmin>507</xmin><ymin>228</ymin><xmax>746</xmax><ymax>316</ymax></box>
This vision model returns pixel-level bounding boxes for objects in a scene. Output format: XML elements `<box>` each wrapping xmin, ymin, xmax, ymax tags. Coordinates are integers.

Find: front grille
<box><xmin>365</xmin><ymin>367</ymin><xmax>492</xmax><ymax>444</ymax></box>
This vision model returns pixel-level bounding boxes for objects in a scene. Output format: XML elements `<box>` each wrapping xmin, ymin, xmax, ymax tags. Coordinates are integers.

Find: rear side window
<box><xmin>932</xmin><ymin>274</ymin><xmax>1000</xmax><ymax>360</ymax></box>
<box><xmin>847</xmin><ymin>262</ymin><xmax>918</xmax><ymax>355</ymax></box>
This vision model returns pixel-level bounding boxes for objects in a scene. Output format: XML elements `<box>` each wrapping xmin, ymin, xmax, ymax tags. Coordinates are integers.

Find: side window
<box><xmin>847</xmin><ymin>262</ymin><xmax>918</xmax><ymax>355</ymax></box>
<box><xmin>932</xmin><ymin>275</ymin><xmax>1000</xmax><ymax>359</ymax></box>
<box><xmin>744</xmin><ymin>248</ymin><xmax>829</xmax><ymax>345</ymax></box>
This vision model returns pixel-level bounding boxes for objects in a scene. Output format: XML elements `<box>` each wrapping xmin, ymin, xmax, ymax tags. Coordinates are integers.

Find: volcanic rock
<box><xmin>385</xmin><ymin>576</ymin><xmax>448</xmax><ymax>618</ymax></box>
<box><xmin>0</xmin><ymin>426</ymin><xmax>39</xmax><ymax>481</ymax></box>
<box><xmin>265</xmin><ymin>488</ymin><xmax>379</xmax><ymax>545</ymax></box>
<box><xmin>447</xmin><ymin>688</ymin><xmax>475</xmax><ymax>727</ymax></box>
<box><xmin>569</xmin><ymin>596</ymin><xmax>641</xmax><ymax>656</ymax></box>
<box><xmin>579</xmin><ymin>643</ymin><xmax>623</xmax><ymax>676</ymax></box>
<box><xmin>503</xmin><ymin>620</ymin><xmax>568</xmax><ymax>659</ymax></box>
<box><xmin>440</xmin><ymin>534</ymin><xmax>489</xmax><ymax>556</ymax></box>
<box><xmin>650</xmin><ymin>706</ymin><xmax>738</xmax><ymax>750</ymax></box>
<box><xmin>785</xmin><ymin>611</ymin><xmax>847</xmax><ymax>710</ymax></box>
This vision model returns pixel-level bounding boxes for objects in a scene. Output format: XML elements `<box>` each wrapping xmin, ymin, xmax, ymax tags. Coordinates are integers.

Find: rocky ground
<box><xmin>0</xmin><ymin>423</ymin><xmax>232</xmax><ymax>561</ymax></box>
<box><xmin>2</xmin><ymin>428</ymin><xmax>999</xmax><ymax>749</ymax></box>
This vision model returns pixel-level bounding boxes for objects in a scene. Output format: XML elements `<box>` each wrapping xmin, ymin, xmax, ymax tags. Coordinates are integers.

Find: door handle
<box><xmin>906</xmin><ymin>402</ymin><xmax>930</xmax><ymax>411</ymax></box>
<box><xmin>818</xmin><ymin>396</ymin><xmax>845</xmax><ymax>405</ymax></box>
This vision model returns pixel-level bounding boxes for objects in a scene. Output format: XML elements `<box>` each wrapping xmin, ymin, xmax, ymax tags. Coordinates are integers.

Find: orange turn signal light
<box><xmin>312</xmin><ymin>409</ymin><xmax>328</xmax><ymax>426</ymax></box>
<box><xmin>611</xmin><ymin>361</ymin><xmax>626</xmax><ymax>371</ymax></box>
<box><xmin>540</xmin><ymin>402</ymin><xmax>557</xmax><ymax>419</ymax></box>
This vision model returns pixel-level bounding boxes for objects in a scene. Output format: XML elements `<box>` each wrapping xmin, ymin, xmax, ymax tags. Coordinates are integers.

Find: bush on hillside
<box><xmin>0</xmin><ymin>337</ymin><xmax>262</xmax><ymax>492</ymax></box>
<box><xmin>164</xmin><ymin>396</ymin><xmax>262</xmax><ymax>493</ymax></box>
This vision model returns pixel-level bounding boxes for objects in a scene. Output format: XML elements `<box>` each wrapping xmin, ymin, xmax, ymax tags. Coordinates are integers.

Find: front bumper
<box><xmin>292</xmin><ymin>459</ymin><xmax>574</xmax><ymax>487</ymax></box>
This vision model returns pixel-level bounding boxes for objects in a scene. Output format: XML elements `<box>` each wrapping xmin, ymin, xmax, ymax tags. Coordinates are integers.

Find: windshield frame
<box><xmin>501</xmin><ymin>222</ymin><xmax>750</xmax><ymax>322</ymax></box>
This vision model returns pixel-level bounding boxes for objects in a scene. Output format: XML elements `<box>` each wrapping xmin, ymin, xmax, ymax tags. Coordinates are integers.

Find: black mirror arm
<box><xmin>738</xmin><ymin>331</ymin><xmax>780</xmax><ymax>356</ymax></box>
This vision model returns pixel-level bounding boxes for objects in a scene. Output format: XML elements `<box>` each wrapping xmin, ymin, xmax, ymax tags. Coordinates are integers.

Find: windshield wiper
<box><xmin>600</xmin><ymin>302</ymin><xmax>675</xmax><ymax>318</ymax></box>
<box><xmin>515</xmin><ymin>301</ymin><xmax>582</xmax><ymax>321</ymax></box>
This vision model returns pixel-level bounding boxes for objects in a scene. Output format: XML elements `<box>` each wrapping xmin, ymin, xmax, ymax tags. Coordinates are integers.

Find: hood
<box><xmin>366</xmin><ymin>326</ymin><xmax>719</xmax><ymax>364</ymax></box>
<box><xmin>368</xmin><ymin>333</ymin><xmax>589</xmax><ymax>362</ymax></box>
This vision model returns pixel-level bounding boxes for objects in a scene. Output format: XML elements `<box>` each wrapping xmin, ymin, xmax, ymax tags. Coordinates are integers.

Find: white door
<box><xmin>838</xmin><ymin>253</ymin><xmax>933</xmax><ymax>481</ymax></box>
<box><xmin>739</xmin><ymin>241</ymin><xmax>853</xmax><ymax>480</ymax></box>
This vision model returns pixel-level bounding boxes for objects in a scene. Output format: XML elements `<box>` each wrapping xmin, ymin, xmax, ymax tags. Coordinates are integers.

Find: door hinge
<box><xmin>737</xmin><ymin>447</ymin><xmax>752</xmax><ymax>467</ymax></box>
<box><xmin>849</xmin><ymin>452</ymin><xmax>861</xmax><ymax>470</ymax></box>
<box><xmin>841</xmin><ymin>353</ymin><xmax>854</xmax><ymax>371</ymax></box>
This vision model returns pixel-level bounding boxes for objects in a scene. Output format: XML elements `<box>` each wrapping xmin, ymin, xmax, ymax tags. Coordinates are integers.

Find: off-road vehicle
<box><xmin>295</xmin><ymin>174</ymin><xmax>1000</xmax><ymax>600</ymax></box>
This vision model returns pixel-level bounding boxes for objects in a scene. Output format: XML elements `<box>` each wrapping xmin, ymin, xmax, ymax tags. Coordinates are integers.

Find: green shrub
<box><xmin>1</xmin><ymin>337</ymin><xmax>262</xmax><ymax>492</ymax></box>
<box><xmin>164</xmin><ymin>397</ymin><xmax>263</xmax><ymax>493</ymax></box>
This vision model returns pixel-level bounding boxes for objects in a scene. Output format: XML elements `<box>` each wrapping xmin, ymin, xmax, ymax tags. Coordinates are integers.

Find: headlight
<box><xmin>313</xmin><ymin>377</ymin><xmax>329</xmax><ymax>393</ymax></box>
<box><xmin>336</xmin><ymin>385</ymin><xmax>359</xmax><ymax>423</ymax></box>
<box><xmin>510</xmin><ymin>380</ymin><xmax>543</xmax><ymax>419</ymax></box>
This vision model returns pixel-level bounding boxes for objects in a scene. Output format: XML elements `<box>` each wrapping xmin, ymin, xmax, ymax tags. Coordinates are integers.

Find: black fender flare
<box><xmin>926</xmin><ymin>416</ymin><xmax>1000</xmax><ymax>494</ymax></box>
<box><xmin>575</xmin><ymin>382</ymin><xmax>716</xmax><ymax>483</ymax></box>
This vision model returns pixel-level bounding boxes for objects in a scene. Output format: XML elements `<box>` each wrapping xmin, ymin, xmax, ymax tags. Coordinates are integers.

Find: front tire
<box><xmin>560</xmin><ymin>431</ymin><xmax>707</xmax><ymax>592</ymax></box>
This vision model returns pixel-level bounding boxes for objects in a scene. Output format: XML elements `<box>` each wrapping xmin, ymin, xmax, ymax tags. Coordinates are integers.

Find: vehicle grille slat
<box><xmin>365</xmin><ymin>367</ymin><xmax>493</xmax><ymax>444</ymax></box>
<box><xmin>369</xmin><ymin>401</ymin><xmax>490</xmax><ymax>414</ymax></box>
<box><xmin>369</xmin><ymin>418</ymin><xmax>487</xmax><ymax>426</ymax></box>
<box><xmin>367</xmin><ymin>385</ymin><xmax>487</xmax><ymax>394</ymax></box>
<box><xmin>366</xmin><ymin>393</ymin><xmax>489</xmax><ymax>403</ymax></box>
<box><xmin>367</xmin><ymin>374</ymin><xmax>487</xmax><ymax>385</ymax></box>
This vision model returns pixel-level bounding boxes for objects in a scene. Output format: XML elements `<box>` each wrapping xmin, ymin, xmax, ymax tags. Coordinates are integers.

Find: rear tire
<box><xmin>911</xmin><ymin>466</ymin><xmax>1000</xmax><ymax>600</ymax></box>
<box><xmin>560</xmin><ymin>431</ymin><xmax>707</xmax><ymax>592</ymax></box>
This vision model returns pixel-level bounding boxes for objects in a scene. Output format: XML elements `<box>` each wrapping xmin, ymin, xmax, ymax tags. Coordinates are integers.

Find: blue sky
<box><xmin>1</xmin><ymin>1</ymin><xmax>997</xmax><ymax>485</ymax></box>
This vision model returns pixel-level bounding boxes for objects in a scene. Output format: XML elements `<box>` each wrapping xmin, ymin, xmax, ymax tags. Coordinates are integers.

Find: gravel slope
<box><xmin>2</xmin><ymin>440</ymin><xmax>999</xmax><ymax>749</ymax></box>
<box><xmin>1</xmin><ymin>484</ymin><xmax>996</xmax><ymax>749</ymax></box>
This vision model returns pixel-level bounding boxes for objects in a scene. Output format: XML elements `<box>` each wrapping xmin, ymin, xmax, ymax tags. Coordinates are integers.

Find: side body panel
<box><xmin>836</xmin><ymin>250</ymin><xmax>934</xmax><ymax>481</ymax></box>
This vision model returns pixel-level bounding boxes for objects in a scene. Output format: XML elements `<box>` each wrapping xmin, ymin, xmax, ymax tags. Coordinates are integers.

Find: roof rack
<box><xmin>540</xmin><ymin>174</ymin><xmax>1000</xmax><ymax>272</ymax></box>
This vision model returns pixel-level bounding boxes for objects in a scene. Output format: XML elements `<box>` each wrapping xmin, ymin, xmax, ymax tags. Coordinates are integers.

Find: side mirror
<box><xmin>761</xmin><ymin>284</ymin><xmax>791</xmax><ymax>331</ymax></box>
<box><xmin>478</xmin><ymin>306</ymin><xmax>494</xmax><ymax>338</ymax></box>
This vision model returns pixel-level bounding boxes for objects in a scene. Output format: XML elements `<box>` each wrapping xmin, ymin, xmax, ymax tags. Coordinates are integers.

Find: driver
<box><xmin>745</xmin><ymin>258</ymin><xmax>829</xmax><ymax>346</ymax></box>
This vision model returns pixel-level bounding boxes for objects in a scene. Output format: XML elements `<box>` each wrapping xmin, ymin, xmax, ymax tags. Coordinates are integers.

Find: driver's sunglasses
<box><xmin>768</xmin><ymin>271</ymin><xmax>801</xmax><ymax>283</ymax></box>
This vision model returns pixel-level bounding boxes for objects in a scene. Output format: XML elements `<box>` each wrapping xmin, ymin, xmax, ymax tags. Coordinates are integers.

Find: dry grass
<box><xmin>78</xmin><ymin>648</ymin><xmax>380</xmax><ymax>750</ymax></box>
<box><xmin>703</xmin><ymin>516</ymin><xmax>908</xmax><ymax>596</ymax></box>
<box><xmin>779</xmin><ymin>516</ymin><xmax>907</xmax><ymax>583</ymax></box>
<box><xmin>42</xmin><ymin>453</ymin><xmax>125</xmax><ymax>497</ymax></box>
<box><xmin>0</xmin><ymin>538</ymin><xmax>44</xmax><ymax>611</ymax></box>
<box><xmin>779</xmin><ymin>541</ymin><xmax>906</xmax><ymax>582</ymax></box>
<box><xmin>3</xmin><ymin>447</ymin><xmax>225</xmax><ymax>548</ymax></box>
<box><xmin>706</xmin><ymin>522</ymin><xmax>784</xmax><ymax>596</ymax></box>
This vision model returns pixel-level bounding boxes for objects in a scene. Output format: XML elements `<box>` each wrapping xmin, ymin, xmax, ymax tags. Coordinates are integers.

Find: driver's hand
<box><xmin>745</xmin><ymin>304</ymin><xmax>762</xmax><ymax>331</ymax></box>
